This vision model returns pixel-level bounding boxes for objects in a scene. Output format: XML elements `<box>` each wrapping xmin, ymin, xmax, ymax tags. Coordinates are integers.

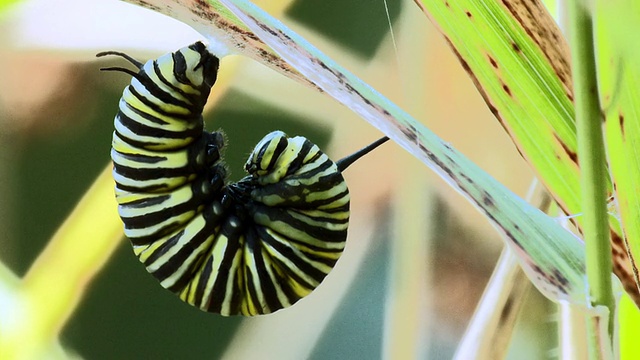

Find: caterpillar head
<box><xmin>148</xmin><ymin>41</ymin><xmax>220</xmax><ymax>109</ymax></box>
<box><xmin>245</xmin><ymin>131</ymin><xmax>321</xmax><ymax>184</ymax></box>
<box><xmin>183</xmin><ymin>41</ymin><xmax>220</xmax><ymax>89</ymax></box>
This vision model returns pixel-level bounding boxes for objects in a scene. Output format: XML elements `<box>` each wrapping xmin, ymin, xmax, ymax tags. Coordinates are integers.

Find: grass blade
<box><xmin>1</xmin><ymin>167</ymin><xmax>120</xmax><ymax>359</ymax></box>
<box><xmin>412</xmin><ymin>0</ymin><xmax>639</xmax><ymax>305</ymax></box>
<box><xmin>568</xmin><ymin>0</ymin><xmax>615</xmax><ymax>341</ymax></box>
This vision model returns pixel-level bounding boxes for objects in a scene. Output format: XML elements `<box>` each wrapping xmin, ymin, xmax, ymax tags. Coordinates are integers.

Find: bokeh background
<box><xmin>0</xmin><ymin>0</ymin><xmax>556</xmax><ymax>358</ymax></box>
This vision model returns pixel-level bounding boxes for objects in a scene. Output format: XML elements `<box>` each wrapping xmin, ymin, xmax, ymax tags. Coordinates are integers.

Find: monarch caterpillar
<box><xmin>97</xmin><ymin>41</ymin><xmax>388</xmax><ymax>316</ymax></box>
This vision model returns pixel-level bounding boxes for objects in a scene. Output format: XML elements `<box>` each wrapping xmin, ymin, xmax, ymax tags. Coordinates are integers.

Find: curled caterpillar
<box><xmin>97</xmin><ymin>41</ymin><xmax>388</xmax><ymax>316</ymax></box>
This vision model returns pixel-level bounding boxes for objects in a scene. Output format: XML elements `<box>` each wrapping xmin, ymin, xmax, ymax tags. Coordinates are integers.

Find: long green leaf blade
<box><xmin>599</xmin><ymin>1</ymin><xmax>640</xmax><ymax>301</ymax></box>
<box><xmin>413</xmin><ymin>0</ymin><xmax>639</xmax><ymax>305</ymax></box>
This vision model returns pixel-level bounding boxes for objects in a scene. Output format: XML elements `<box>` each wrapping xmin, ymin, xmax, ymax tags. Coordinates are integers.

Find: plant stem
<box><xmin>568</xmin><ymin>0</ymin><xmax>615</xmax><ymax>342</ymax></box>
<box><xmin>7</xmin><ymin>165</ymin><xmax>123</xmax><ymax>359</ymax></box>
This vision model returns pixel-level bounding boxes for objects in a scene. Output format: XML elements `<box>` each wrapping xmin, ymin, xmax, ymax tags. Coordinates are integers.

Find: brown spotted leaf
<box><xmin>413</xmin><ymin>0</ymin><xmax>639</xmax><ymax>305</ymax></box>
<box><xmin>598</xmin><ymin>2</ymin><xmax>640</xmax><ymax>302</ymax></box>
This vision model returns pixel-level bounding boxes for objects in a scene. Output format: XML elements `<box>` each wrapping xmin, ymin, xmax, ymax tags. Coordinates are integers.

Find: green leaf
<box><xmin>598</xmin><ymin>0</ymin><xmax>640</xmax><ymax>304</ymax></box>
<box><xmin>597</xmin><ymin>1</ymin><xmax>640</xmax><ymax>352</ymax></box>
<box><xmin>412</xmin><ymin>0</ymin><xmax>640</xmax><ymax>305</ymax></box>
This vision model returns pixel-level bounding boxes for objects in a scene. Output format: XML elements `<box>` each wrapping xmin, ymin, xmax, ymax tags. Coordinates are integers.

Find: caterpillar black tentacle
<box><xmin>99</xmin><ymin>41</ymin><xmax>388</xmax><ymax>316</ymax></box>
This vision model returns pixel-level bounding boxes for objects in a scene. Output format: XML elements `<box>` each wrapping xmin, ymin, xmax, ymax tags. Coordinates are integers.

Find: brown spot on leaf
<box><xmin>487</xmin><ymin>103</ymin><xmax>500</xmax><ymax>118</ymax></box>
<box><xmin>489</xmin><ymin>56</ymin><xmax>498</xmax><ymax>69</ymax></box>
<box><xmin>502</xmin><ymin>83</ymin><xmax>512</xmax><ymax>96</ymax></box>
<box><xmin>531</xmin><ymin>263</ymin><xmax>543</xmax><ymax>275</ymax></box>
<box><xmin>512</xmin><ymin>42</ymin><xmax>521</xmax><ymax>52</ymax></box>
<box><xmin>609</xmin><ymin>229</ymin><xmax>640</xmax><ymax>306</ymax></box>
<box><xmin>499</xmin><ymin>0</ymin><xmax>573</xmax><ymax>98</ymax></box>
<box><xmin>553</xmin><ymin>133</ymin><xmax>578</xmax><ymax>165</ymax></box>
<box><xmin>401</xmin><ymin>125</ymin><xmax>418</xmax><ymax>144</ymax></box>
<box><xmin>552</xmin><ymin>268</ymin><xmax>569</xmax><ymax>287</ymax></box>
<box><xmin>557</xmin><ymin>72</ymin><xmax>566</xmax><ymax>84</ymax></box>
<box><xmin>482</xmin><ymin>191</ymin><xmax>495</xmax><ymax>207</ymax></box>
<box><xmin>619</xmin><ymin>114</ymin><xmax>625</xmax><ymax>136</ymax></box>
<box><xmin>458</xmin><ymin>57</ymin><xmax>471</xmax><ymax>73</ymax></box>
<box><xmin>129</xmin><ymin>0</ymin><xmax>161</xmax><ymax>12</ymax></box>
<box><xmin>460</xmin><ymin>172</ymin><xmax>474</xmax><ymax>184</ymax></box>
<box><xmin>466</xmin><ymin>11</ymin><xmax>473</xmax><ymax>18</ymax></box>
<box><xmin>611</xmin><ymin>230</ymin><xmax>624</xmax><ymax>247</ymax></box>
<box><xmin>508</xmin><ymin>232</ymin><xmax>525</xmax><ymax>251</ymax></box>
